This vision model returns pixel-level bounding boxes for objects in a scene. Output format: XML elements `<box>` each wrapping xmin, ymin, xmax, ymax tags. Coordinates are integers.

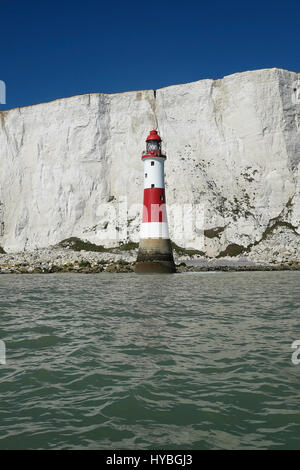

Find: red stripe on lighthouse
<box><xmin>142</xmin><ymin>188</ymin><xmax>167</xmax><ymax>223</ymax></box>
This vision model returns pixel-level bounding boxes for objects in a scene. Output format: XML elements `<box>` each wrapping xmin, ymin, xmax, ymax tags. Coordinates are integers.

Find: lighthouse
<box><xmin>135</xmin><ymin>130</ymin><xmax>176</xmax><ymax>273</ymax></box>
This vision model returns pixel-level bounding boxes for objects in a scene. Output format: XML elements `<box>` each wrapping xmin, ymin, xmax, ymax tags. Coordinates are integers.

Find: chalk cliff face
<box><xmin>0</xmin><ymin>68</ymin><xmax>299</xmax><ymax>262</ymax></box>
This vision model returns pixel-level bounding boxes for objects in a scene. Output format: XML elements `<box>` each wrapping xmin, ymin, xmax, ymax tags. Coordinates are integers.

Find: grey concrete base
<box><xmin>135</xmin><ymin>238</ymin><xmax>176</xmax><ymax>273</ymax></box>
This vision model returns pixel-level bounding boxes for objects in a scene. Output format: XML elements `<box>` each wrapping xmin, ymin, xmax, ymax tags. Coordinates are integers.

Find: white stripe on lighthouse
<box><xmin>140</xmin><ymin>222</ymin><xmax>170</xmax><ymax>239</ymax></box>
<box><xmin>143</xmin><ymin>158</ymin><xmax>165</xmax><ymax>189</ymax></box>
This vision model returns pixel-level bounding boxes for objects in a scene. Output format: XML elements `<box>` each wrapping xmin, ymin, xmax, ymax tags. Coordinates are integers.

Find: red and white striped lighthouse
<box><xmin>135</xmin><ymin>130</ymin><xmax>176</xmax><ymax>273</ymax></box>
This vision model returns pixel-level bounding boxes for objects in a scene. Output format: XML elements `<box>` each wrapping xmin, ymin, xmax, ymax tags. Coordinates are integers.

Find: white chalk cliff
<box><xmin>0</xmin><ymin>68</ymin><xmax>299</xmax><ymax>262</ymax></box>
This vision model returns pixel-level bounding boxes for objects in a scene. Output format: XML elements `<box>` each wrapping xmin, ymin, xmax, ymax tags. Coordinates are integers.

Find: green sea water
<box><xmin>0</xmin><ymin>272</ymin><xmax>300</xmax><ymax>450</ymax></box>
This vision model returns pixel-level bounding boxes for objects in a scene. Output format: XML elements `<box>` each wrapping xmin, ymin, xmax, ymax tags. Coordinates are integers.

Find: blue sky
<box><xmin>1</xmin><ymin>0</ymin><xmax>299</xmax><ymax>110</ymax></box>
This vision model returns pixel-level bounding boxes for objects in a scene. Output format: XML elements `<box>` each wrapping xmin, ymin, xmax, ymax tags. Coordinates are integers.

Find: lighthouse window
<box><xmin>160</xmin><ymin>195</ymin><xmax>163</xmax><ymax>201</ymax></box>
<box><xmin>151</xmin><ymin>161</ymin><xmax>155</xmax><ymax>166</ymax></box>
<box><xmin>145</xmin><ymin>173</ymin><xmax>147</xmax><ymax>178</ymax></box>
<box><xmin>151</xmin><ymin>184</ymin><xmax>155</xmax><ymax>188</ymax></box>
